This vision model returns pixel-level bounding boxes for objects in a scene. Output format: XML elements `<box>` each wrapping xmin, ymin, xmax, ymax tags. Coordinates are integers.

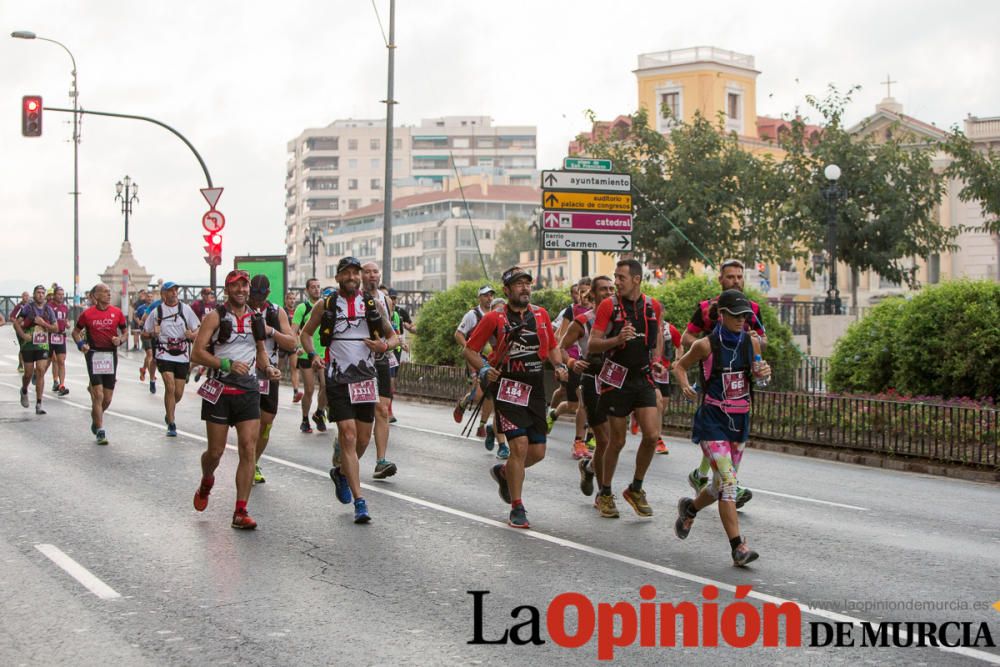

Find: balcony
<box><xmin>637</xmin><ymin>46</ymin><xmax>755</xmax><ymax>71</ymax></box>
<box><xmin>967</xmin><ymin>116</ymin><xmax>1000</xmax><ymax>141</ymax></box>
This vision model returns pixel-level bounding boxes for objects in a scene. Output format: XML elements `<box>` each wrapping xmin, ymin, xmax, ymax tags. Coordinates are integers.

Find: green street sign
<box><xmin>563</xmin><ymin>157</ymin><xmax>612</xmax><ymax>172</ymax></box>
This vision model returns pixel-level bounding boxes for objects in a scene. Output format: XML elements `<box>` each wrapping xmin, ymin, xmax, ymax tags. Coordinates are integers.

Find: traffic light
<box><xmin>204</xmin><ymin>232</ymin><xmax>222</xmax><ymax>266</ymax></box>
<box><xmin>22</xmin><ymin>95</ymin><xmax>42</xmax><ymax>137</ymax></box>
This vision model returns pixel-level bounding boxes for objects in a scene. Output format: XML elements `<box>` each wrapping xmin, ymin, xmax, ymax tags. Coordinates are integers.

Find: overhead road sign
<box><xmin>542</xmin><ymin>211</ymin><xmax>632</xmax><ymax>233</ymax></box>
<box><xmin>543</xmin><ymin>231</ymin><xmax>632</xmax><ymax>252</ymax></box>
<box><xmin>542</xmin><ymin>191</ymin><xmax>632</xmax><ymax>212</ymax></box>
<box><xmin>541</xmin><ymin>170</ymin><xmax>631</xmax><ymax>192</ymax></box>
<box><xmin>563</xmin><ymin>157</ymin><xmax>612</xmax><ymax>172</ymax></box>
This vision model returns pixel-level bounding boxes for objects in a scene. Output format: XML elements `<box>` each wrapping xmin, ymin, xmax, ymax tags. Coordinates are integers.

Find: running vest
<box><xmin>154</xmin><ymin>302</ymin><xmax>196</xmax><ymax>359</ymax></box>
<box><xmin>699</xmin><ymin>329</ymin><xmax>754</xmax><ymax>414</ymax></box>
<box><xmin>604</xmin><ymin>294</ymin><xmax>658</xmax><ymax>367</ymax></box>
<box><xmin>492</xmin><ymin>305</ymin><xmax>547</xmax><ymax>382</ymax></box>
<box><xmin>319</xmin><ymin>291</ymin><xmax>380</xmax><ymax>384</ymax></box>
<box><xmin>253</xmin><ymin>302</ymin><xmax>282</xmax><ymax>365</ymax></box>
<box><xmin>210</xmin><ymin>304</ymin><xmax>258</xmax><ymax>391</ymax></box>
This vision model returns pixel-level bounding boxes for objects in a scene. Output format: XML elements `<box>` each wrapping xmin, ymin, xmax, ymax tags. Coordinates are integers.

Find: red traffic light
<box><xmin>203</xmin><ymin>232</ymin><xmax>222</xmax><ymax>266</ymax></box>
<box><xmin>22</xmin><ymin>95</ymin><xmax>42</xmax><ymax>137</ymax></box>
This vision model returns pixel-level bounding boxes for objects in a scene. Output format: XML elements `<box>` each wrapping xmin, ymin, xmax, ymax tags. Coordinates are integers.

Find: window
<box><xmin>725</xmin><ymin>89</ymin><xmax>743</xmax><ymax>133</ymax></box>
<box><xmin>348</xmin><ymin>158</ymin><xmax>358</xmax><ymax>169</ymax></box>
<box><xmin>348</xmin><ymin>179</ymin><xmax>359</xmax><ymax>190</ymax></box>
<box><xmin>477</xmin><ymin>137</ymin><xmax>494</xmax><ymax>148</ymax></box>
<box><xmin>394</xmin><ymin>138</ymin><xmax>402</xmax><ymax>150</ymax></box>
<box><xmin>370</xmin><ymin>138</ymin><xmax>380</xmax><ymax>150</ymax></box>
<box><xmin>424</xmin><ymin>256</ymin><xmax>446</xmax><ymax>273</ymax></box>
<box><xmin>348</xmin><ymin>199</ymin><xmax>361</xmax><ymax>210</ymax></box>
<box><xmin>453</xmin><ymin>137</ymin><xmax>470</xmax><ymax>148</ymax></box>
<box><xmin>371</xmin><ymin>158</ymin><xmax>380</xmax><ymax>169</ymax></box>
<box><xmin>727</xmin><ymin>93</ymin><xmax>740</xmax><ymax>120</ymax></box>
<box><xmin>393</xmin><ymin>159</ymin><xmax>403</xmax><ymax>172</ymax></box>
<box><xmin>392</xmin><ymin>256</ymin><xmax>417</xmax><ymax>272</ymax></box>
<box><xmin>453</xmin><ymin>156</ymin><xmax>470</xmax><ymax>167</ymax></box>
<box><xmin>657</xmin><ymin>90</ymin><xmax>681</xmax><ymax>133</ymax></box>
<box><xmin>393</xmin><ymin>231</ymin><xmax>417</xmax><ymax>248</ymax></box>
<box><xmin>370</xmin><ymin>178</ymin><xmax>381</xmax><ymax>190</ymax></box>
<box><xmin>348</xmin><ymin>138</ymin><xmax>358</xmax><ymax>150</ymax></box>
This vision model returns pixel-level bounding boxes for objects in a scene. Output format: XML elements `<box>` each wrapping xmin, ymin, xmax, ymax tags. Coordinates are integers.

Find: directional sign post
<box><xmin>543</xmin><ymin>231</ymin><xmax>632</xmax><ymax>252</ymax></box>
<box><xmin>563</xmin><ymin>157</ymin><xmax>613</xmax><ymax>172</ymax></box>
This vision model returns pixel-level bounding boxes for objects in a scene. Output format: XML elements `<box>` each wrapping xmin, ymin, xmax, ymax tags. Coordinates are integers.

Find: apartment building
<box><xmin>285</xmin><ymin>116</ymin><xmax>538</xmax><ymax>285</ymax></box>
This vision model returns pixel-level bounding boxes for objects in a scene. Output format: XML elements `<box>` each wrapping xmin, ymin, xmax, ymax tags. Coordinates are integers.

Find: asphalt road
<box><xmin>0</xmin><ymin>349</ymin><xmax>998</xmax><ymax>666</ymax></box>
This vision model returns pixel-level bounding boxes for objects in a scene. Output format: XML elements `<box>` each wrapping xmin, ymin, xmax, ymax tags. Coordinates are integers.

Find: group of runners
<box><xmin>8</xmin><ymin>256</ymin><xmax>769</xmax><ymax>566</ymax></box>
<box><xmin>453</xmin><ymin>257</ymin><xmax>769</xmax><ymax>566</ymax></box>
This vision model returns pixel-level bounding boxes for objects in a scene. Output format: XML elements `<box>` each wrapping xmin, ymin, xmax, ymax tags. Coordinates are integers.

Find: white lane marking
<box><xmin>34</xmin><ymin>543</ymin><xmax>121</xmax><ymax>600</ymax></box>
<box><xmin>5</xmin><ymin>384</ymin><xmax>994</xmax><ymax>663</ymax></box>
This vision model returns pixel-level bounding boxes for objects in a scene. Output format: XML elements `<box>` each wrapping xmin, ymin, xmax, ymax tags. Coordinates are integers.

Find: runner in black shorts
<box><xmin>143</xmin><ymin>281</ymin><xmax>199</xmax><ymax>437</ymax></box>
<box><xmin>49</xmin><ymin>287</ymin><xmax>70</xmax><ymax>396</ymax></box>
<box><xmin>588</xmin><ymin>259</ymin><xmax>666</xmax><ymax>519</ymax></box>
<box><xmin>14</xmin><ymin>285</ymin><xmax>56</xmax><ymax>414</ymax></box>
<box><xmin>73</xmin><ymin>283</ymin><xmax>128</xmax><ymax>445</ymax></box>
<box><xmin>248</xmin><ymin>275</ymin><xmax>296</xmax><ymax>484</ymax></box>
<box><xmin>465</xmin><ymin>266</ymin><xmax>567</xmax><ymax>530</ymax></box>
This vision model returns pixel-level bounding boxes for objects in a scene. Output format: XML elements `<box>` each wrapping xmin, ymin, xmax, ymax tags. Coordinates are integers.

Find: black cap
<box><xmin>501</xmin><ymin>267</ymin><xmax>532</xmax><ymax>286</ymax></box>
<box><xmin>336</xmin><ymin>256</ymin><xmax>362</xmax><ymax>274</ymax></box>
<box><xmin>387</xmin><ymin>288</ymin><xmax>398</xmax><ymax>298</ymax></box>
<box><xmin>250</xmin><ymin>274</ymin><xmax>270</xmax><ymax>297</ymax></box>
<box><xmin>717</xmin><ymin>289</ymin><xmax>753</xmax><ymax>316</ymax></box>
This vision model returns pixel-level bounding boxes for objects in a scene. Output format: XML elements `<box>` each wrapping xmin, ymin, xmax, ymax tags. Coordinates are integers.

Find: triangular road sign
<box><xmin>200</xmin><ymin>187</ymin><xmax>224</xmax><ymax>209</ymax></box>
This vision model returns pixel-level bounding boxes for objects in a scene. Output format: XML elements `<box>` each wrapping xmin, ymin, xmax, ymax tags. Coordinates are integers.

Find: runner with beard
<box><xmin>587</xmin><ymin>259</ymin><xmax>666</xmax><ymax>519</ymax></box>
<box><xmin>681</xmin><ymin>259</ymin><xmax>765</xmax><ymax>509</ymax></box>
<box><xmin>558</xmin><ymin>275</ymin><xmax>615</xmax><ymax>514</ymax></box>
<box><xmin>49</xmin><ymin>286</ymin><xmax>70</xmax><ymax>396</ymax></box>
<box><xmin>248</xmin><ymin>275</ymin><xmax>297</xmax><ymax>484</ymax></box>
<box><xmin>465</xmin><ymin>267</ymin><xmax>567</xmax><ymax>529</ymax></box>
<box><xmin>72</xmin><ymin>283</ymin><xmax>128</xmax><ymax>444</ymax></box>
<box><xmin>190</xmin><ymin>270</ymin><xmax>277</xmax><ymax>530</ymax></box>
<box><xmin>300</xmin><ymin>257</ymin><xmax>400</xmax><ymax>524</ymax></box>
<box><xmin>13</xmin><ymin>285</ymin><xmax>57</xmax><ymax>414</ymax></box>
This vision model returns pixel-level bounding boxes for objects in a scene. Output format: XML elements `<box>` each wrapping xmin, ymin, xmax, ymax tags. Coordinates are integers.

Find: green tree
<box><xmin>456</xmin><ymin>260</ymin><xmax>484</xmax><ymax>283</ymax></box>
<box><xmin>827</xmin><ymin>297</ymin><xmax>907</xmax><ymax>393</ymax></box>
<box><xmin>579</xmin><ymin>108</ymin><xmax>797</xmax><ymax>274</ymax></box>
<box><xmin>943</xmin><ymin>130</ymin><xmax>1000</xmax><ymax>233</ymax></box>
<box><xmin>411</xmin><ymin>280</ymin><xmax>499</xmax><ymax>366</ymax></box>
<box><xmin>489</xmin><ymin>216</ymin><xmax>536</xmax><ymax>276</ymax></box>
<box><xmin>779</xmin><ymin>86</ymin><xmax>959</xmax><ymax>306</ymax></box>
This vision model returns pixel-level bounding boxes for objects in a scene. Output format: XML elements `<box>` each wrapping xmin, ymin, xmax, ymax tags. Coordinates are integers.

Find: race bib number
<box><xmin>348</xmin><ymin>378</ymin><xmax>378</xmax><ymax>404</ymax></box>
<box><xmin>652</xmin><ymin>364</ymin><xmax>669</xmax><ymax>384</ymax></box>
<box><xmin>723</xmin><ymin>371</ymin><xmax>749</xmax><ymax>401</ymax></box>
<box><xmin>91</xmin><ymin>351</ymin><xmax>115</xmax><ymax>375</ymax></box>
<box><xmin>197</xmin><ymin>378</ymin><xmax>224</xmax><ymax>405</ymax></box>
<box><xmin>598</xmin><ymin>359</ymin><xmax>628</xmax><ymax>389</ymax></box>
<box><xmin>258</xmin><ymin>379</ymin><xmax>270</xmax><ymax>394</ymax></box>
<box><xmin>388</xmin><ymin>353</ymin><xmax>399</xmax><ymax>368</ymax></box>
<box><xmin>32</xmin><ymin>330</ymin><xmax>48</xmax><ymax>345</ymax></box>
<box><xmin>497</xmin><ymin>378</ymin><xmax>531</xmax><ymax>407</ymax></box>
<box><xmin>50</xmin><ymin>333</ymin><xmax>65</xmax><ymax>345</ymax></box>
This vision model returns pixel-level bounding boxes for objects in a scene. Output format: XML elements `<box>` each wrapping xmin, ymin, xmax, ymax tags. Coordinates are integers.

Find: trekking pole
<box><xmin>462</xmin><ymin>323</ymin><xmax>523</xmax><ymax>438</ymax></box>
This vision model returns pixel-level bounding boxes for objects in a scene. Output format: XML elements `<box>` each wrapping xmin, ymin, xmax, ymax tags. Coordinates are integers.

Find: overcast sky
<box><xmin>3</xmin><ymin>0</ymin><xmax>998</xmax><ymax>295</ymax></box>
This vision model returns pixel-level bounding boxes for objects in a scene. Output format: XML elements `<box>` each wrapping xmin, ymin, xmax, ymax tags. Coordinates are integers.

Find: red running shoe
<box><xmin>630</xmin><ymin>414</ymin><xmax>639</xmax><ymax>435</ymax></box>
<box><xmin>231</xmin><ymin>509</ymin><xmax>257</xmax><ymax>530</ymax></box>
<box><xmin>193</xmin><ymin>480</ymin><xmax>214</xmax><ymax>512</ymax></box>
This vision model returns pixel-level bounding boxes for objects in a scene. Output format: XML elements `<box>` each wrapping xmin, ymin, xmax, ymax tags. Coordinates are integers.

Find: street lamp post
<box><xmin>11</xmin><ymin>30</ymin><xmax>81</xmax><ymax>313</ymax></box>
<box><xmin>114</xmin><ymin>176</ymin><xmax>139</xmax><ymax>243</ymax></box>
<box><xmin>303</xmin><ymin>226</ymin><xmax>325</xmax><ymax>280</ymax></box>
<box><xmin>529</xmin><ymin>207</ymin><xmax>543</xmax><ymax>288</ymax></box>
<box><xmin>822</xmin><ymin>164</ymin><xmax>844</xmax><ymax>314</ymax></box>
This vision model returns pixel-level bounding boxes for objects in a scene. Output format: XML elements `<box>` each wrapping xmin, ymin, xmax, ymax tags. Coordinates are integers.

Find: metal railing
<box><xmin>395</xmin><ymin>362</ymin><xmax>998</xmax><ymax>469</ymax></box>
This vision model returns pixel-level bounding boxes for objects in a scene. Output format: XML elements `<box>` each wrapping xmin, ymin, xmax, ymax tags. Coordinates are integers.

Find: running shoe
<box><xmin>655</xmin><ymin>438</ymin><xmax>669</xmax><ymax>455</ymax></box>
<box><xmin>596</xmin><ymin>493</ymin><xmax>620</xmax><ymax>518</ymax></box>
<box><xmin>490</xmin><ymin>464</ymin><xmax>511</xmax><ymax>503</ymax></box>
<box><xmin>508</xmin><ymin>504</ymin><xmax>530</xmax><ymax>529</ymax></box>
<box><xmin>17</xmin><ymin>363</ymin><xmax>23</xmax><ymax>374</ymax></box>
<box><xmin>19</xmin><ymin>389</ymin><xmax>28</xmax><ymax>408</ymax></box>
<box><xmin>389</xmin><ymin>415</ymin><xmax>398</xmax><ymax>424</ymax></box>
<box><xmin>373</xmin><ymin>459</ymin><xmax>397</xmax><ymax>479</ymax></box>
<box><xmin>313</xmin><ymin>409</ymin><xmax>327</xmax><ymax>432</ymax></box>
<box><xmin>452</xmin><ymin>401</ymin><xmax>466</xmax><ymax>423</ymax></box>
<box><xmin>630</xmin><ymin>414</ymin><xmax>639</xmax><ymax>435</ymax></box>
<box><xmin>167</xmin><ymin>423</ymin><xmax>177</xmax><ymax>437</ymax></box>
<box><xmin>571</xmin><ymin>438</ymin><xmax>589</xmax><ymax>460</ymax></box>
<box><xmin>57</xmin><ymin>385</ymin><xmax>69</xmax><ymax>396</ymax></box>
<box><xmin>674</xmin><ymin>497</ymin><xmax>696</xmax><ymax>539</ymax></box>
<box><xmin>546</xmin><ymin>408</ymin><xmax>557</xmax><ymax>433</ymax></box>
<box><xmin>622</xmin><ymin>487</ymin><xmax>653</xmax><ymax>517</ymax></box>
<box><xmin>353</xmin><ymin>498</ymin><xmax>371</xmax><ymax>524</ymax></box>
<box><xmin>96</xmin><ymin>429</ymin><xmax>109</xmax><ymax>446</ymax></box>
<box><xmin>687</xmin><ymin>468</ymin><xmax>708</xmax><ymax>494</ymax></box>
<box><xmin>329</xmin><ymin>466</ymin><xmax>352</xmax><ymax>504</ymax></box>
<box><xmin>475</xmin><ymin>424</ymin><xmax>486</xmax><ymax>438</ymax></box>
<box><xmin>496</xmin><ymin>442</ymin><xmax>509</xmax><ymax>460</ymax></box>
<box><xmin>254</xmin><ymin>465</ymin><xmax>266</xmax><ymax>484</ymax></box>
<box><xmin>35</xmin><ymin>404</ymin><xmax>46</xmax><ymax>415</ymax></box>
<box><xmin>578</xmin><ymin>457</ymin><xmax>595</xmax><ymax>496</ymax></box>
<box><xmin>300</xmin><ymin>418</ymin><xmax>313</xmax><ymax>434</ymax></box>
<box><xmin>52</xmin><ymin>380</ymin><xmax>60</xmax><ymax>392</ymax></box>
<box><xmin>90</xmin><ymin>421</ymin><xmax>97</xmax><ymax>435</ymax></box>
<box><xmin>735</xmin><ymin>487</ymin><xmax>753</xmax><ymax>510</ymax></box>
<box><xmin>193</xmin><ymin>479</ymin><xmax>214</xmax><ymax>511</ymax></box>
<box><xmin>584</xmin><ymin>432</ymin><xmax>596</xmax><ymax>451</ymax></box>
<box><xmin>732</xmin><ymin>541</ymin><xmax>759</xmax><ymax>567</ymax></box>
<box><xmin>292</xmin><ymin>390</ymin><xmax>303</xmax><ymax>403</ymax></box>
<box><xmin>483</xmin><ymin>424</ymin><xmax>496</xmax><ymax>451</ymax></box>
<box><xmin>231</xmin><ymin>509</ymin><xmax>257</xmax><ymax>530</ymax></box>
<box><xmin>149</xmin><ymin>380</ymin><xmax>156</xmax><ymax>394</ymax></box>
<box><xmin>139</xmin><ymin>366</ymin><xmax>146</xmax><ymax>381</ymax></box>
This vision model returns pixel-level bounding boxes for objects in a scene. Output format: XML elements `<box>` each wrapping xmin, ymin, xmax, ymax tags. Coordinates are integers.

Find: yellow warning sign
<box><xmin>542</xmin><ymin>191</ymin><xmax>632</xmax><ymax>212</ymax></box>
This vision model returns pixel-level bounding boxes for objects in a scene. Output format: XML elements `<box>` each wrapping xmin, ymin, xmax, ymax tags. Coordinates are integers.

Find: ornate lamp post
<box><xmin>303</xmin><ymin>225</ymin><xmax>325</xmax><ymax>280</ymax></box>
<box><xmin>822</xmin><ymin>164</ymin><xmax>844</xmax><ymax>314</ymax></box>
<box><xmin>115</xmin><ymin>176</ymin><xmax>139</xmax><ymax>243</ymax></box>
